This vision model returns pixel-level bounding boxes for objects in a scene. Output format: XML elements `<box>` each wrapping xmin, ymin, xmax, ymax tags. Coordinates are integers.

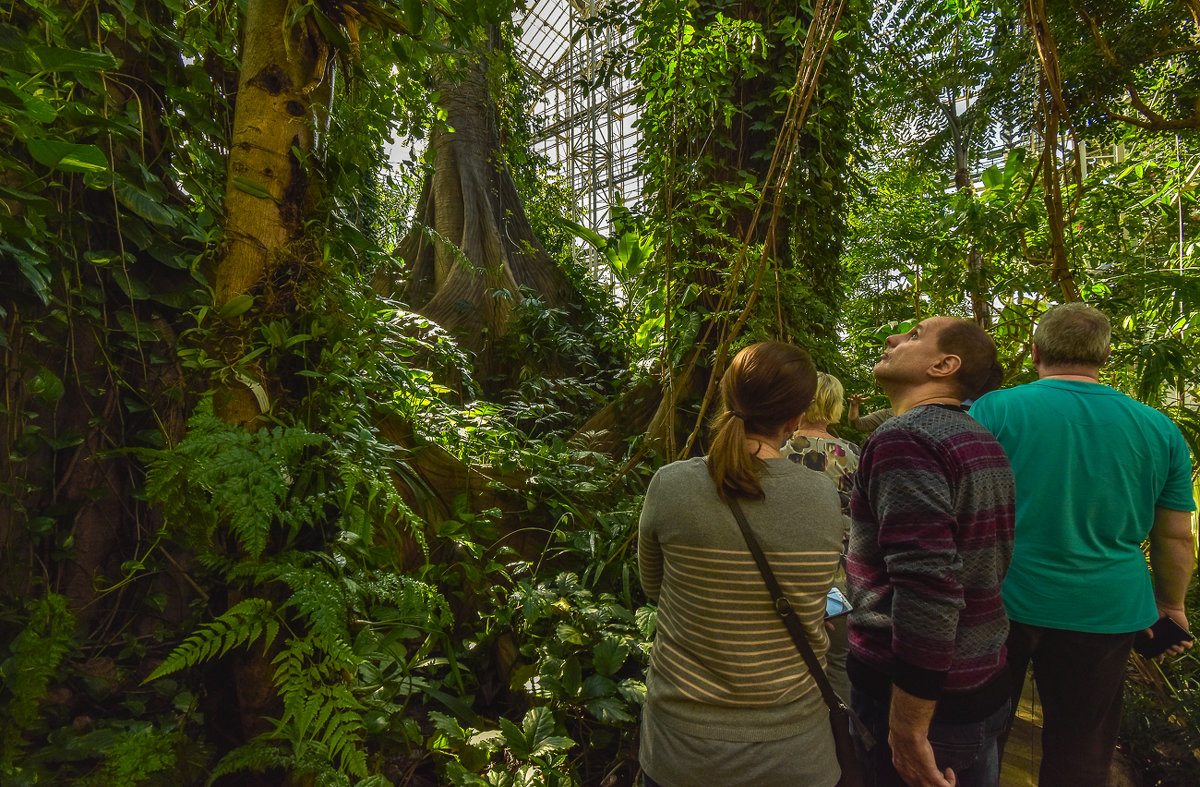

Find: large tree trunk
<box><xmin>208</xmin><ymin>0</ymin><xmax>334</xmax><ymax>746</ymax></box>
<box><xmin>950</xmin><ymin>112</ymin><xmax>991</xmax><ymax>328</ymax></box>
<box><xmin>603</xmin><ymin>0</ymin><xmax>855</xmax><ymax>459</ymax></box>
<box><xmin>392</xmin><ymin>48</ymin><xmax>572</xmax><ymax>379</ymax></box>
<box><xmin>214</xmin><ymin>0</ymin><xmax>331</xmax><ymax>426</ymax></box>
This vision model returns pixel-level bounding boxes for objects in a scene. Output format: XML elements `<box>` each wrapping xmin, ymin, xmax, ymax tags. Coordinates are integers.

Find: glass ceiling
<box><xmin>512</xmin><ymin>1</ymin><xmax>642</xmax><ymax>236</ymax></box>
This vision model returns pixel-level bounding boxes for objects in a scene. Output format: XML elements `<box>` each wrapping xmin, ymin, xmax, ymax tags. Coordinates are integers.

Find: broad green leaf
<box><xmin>582</xmin><ymin>674</ymin><xmax>617</xmax><ymax>699</ymax></box>
<box><xmin>219</xmin><ymin>294</ymin><xmax>255</xmax><ymax>320</ymax></box>
<box><xmin>287</xmin><ymin>0</ymin><xmax>314</xmax><ymax>26</ymax></box>
<box><xmin>428</xmin><ymin>710</ymin><xmax>466</xmax><ymax>743</ymax></box>
<box><xmin>520</xmin><ymin>706</ymin><xmax>556</xmax><ymax>754</ymax></box>
<box><xmin>556</xmin><ymin>215</ymin><xmax>607</xmax><ymax>252</ymax></box>
<box><xmin>403</xmin><ymin>0</ymin><xmax>424</xmax><ymax>35</ymax></box>
<box><xmin>555</xmin><ymin>622</ymin><xmax>586</xmax><ymax>646</ymax></box>
<box><xmin>634</xmin><ymin>606</ymin><xmax>656</xmax><ymax>639</ymax></box>
<box><xmin>28</xmin><ymin>367</ymin><xmax>65</xmax><ymax>403</ymax></box>
<box><xmin>584</xmin><ymin>697</ymin><xmax>634</xmax><ymax>723</ymax></box>
<box><xmin>529</xmin><ymin>734</ymin><xmax>575</xmax><ymax>757</ymax></box>
<box><xmin>26</xmin><ymin>139</ymin><xmax>108</xmax><ymax>173</ymax></box>
<box><xmin>32</xmin><ymin>46</ymin><xmax>119</xmax><ymax>73</ymax></box>
<box><xmin>4</xmin><ymin>82</ymin><xmax>57</xmax><ymax>123</ymax></box>
<box><xmin>309</xmin><ymin>6</ymin><xmax>352</xmax><ymax>53</ymax></box>
<box><xmin>616</xmin><ymin>678</ymin><xmax>646</xmax><ymax>705</ymax></box>
<box><xmin>111</xmin><ymin>268</ymin><xmax>150</xmax><ymax>300</ymax></box>
<box><xmin>559</xmin><ymin>655</ymin><xmax>582</xmax><ymax>697</ymax></box>
<box><xmin>1</xmin><ymin>242</ymin><xmax>52</xmax><ymax>305</ymax></box>
<box><xmin>466</xmin><ymin>729</ymin><xmax>504</xmax><ymax>748</ymax></box>
<box><xmin>116</xmin><ymin>181</ymin><xmax>175</xmax><ymax>225</ymax></box>
<box><xmin>231</xmin><ymin>176</ymin><xmax>275</xmax><ymax>201</ymax></box>
<box><xmin>592</xmin><ymin>639</ymin><xmax>629</xmax><ymax>676</ymax></box>
<box><xmin>981</xmin><ymin>166</ymin><xmax>1003</xmax><ymax>190</ymax></box>
<box><xmin>498</xmin><ymin>716</ymin><xmax>528</xmax><ymax>759</ymax></box>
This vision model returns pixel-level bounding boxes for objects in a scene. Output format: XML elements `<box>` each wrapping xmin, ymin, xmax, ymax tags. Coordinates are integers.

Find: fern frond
<box><xmin>272</xmin><ymin>559</ymin><xmax>353</xmax><ymax>660</ymax></box>
<box><xmin>271</xmin><ymin>633</ymin><xmax>367</xmax><ymax>778</ymax></box>
<box><xmin>146</xmin><ymin>404</ymin><xmax>325</xmax><ymax>559</ymax></box>
<box><xmin>147</xmin><ymin>598</ymin><xmax>277</xmax><ymax>681</ymax></box>
<box><xmin>0</xmin><ymin>593</ymin><xmax>75</xmax><ymax>768</ymax></box>
<box><xmin>206</xmin><ymin>739</ymin><xmax>292</xmax><ymax>785</ymax></box>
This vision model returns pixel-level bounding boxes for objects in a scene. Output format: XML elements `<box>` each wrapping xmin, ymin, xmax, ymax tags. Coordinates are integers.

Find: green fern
<box><xmin>0</xmin><ymin>592</ymin><xmax>75</xmax><ymax>768</ymax></box>
<box><xmin>269</xmin><ymin>556</ymin><xmax>354</xmax><ymax>660</ymax></box>
<box><xmin>207</xmin><ymin>739</ymin><xmax>292</xmax><ymax>784</ymax></box>
<box><xmin>271</xmin><ymin>632</ymin><xmax>368</xmax><ymax>778</ymax></box>
<box><xmin>146</xmin><ymin>598</ymin><xmax>278</xmax><ymax>681</ymax></box>
<box><xmin>79</xmin><ymin>724</ymin><xmax>184</xmax><ymax>786</ymax></box>
<box><xmin>145</xmin><ymin>402</ymin><xmax>325</xmax><ymax>558</ymax></box>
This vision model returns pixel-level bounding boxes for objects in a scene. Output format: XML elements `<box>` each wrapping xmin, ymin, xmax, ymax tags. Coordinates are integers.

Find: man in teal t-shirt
<box><xmin>971</xmin><ymin>303</ymin><xmax>1196</xmax><ymax>787</ymax></box>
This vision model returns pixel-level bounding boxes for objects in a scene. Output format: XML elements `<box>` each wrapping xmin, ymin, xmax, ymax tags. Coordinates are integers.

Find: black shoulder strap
<box><xmin>728</xmin><ymin>497</ymin><xmax>845</xmax><ymax>712</ymax></box>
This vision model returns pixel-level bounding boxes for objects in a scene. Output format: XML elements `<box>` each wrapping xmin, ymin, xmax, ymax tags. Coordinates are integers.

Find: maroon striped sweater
<box><xmin>846</xmin><ymin>404</ymin><xmax>1015</xmax><ymax>721</ymax></box>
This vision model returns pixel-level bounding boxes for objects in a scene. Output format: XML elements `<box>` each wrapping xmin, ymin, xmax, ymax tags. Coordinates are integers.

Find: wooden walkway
<box><xmin>999</xmin><ymin>675</ymin><xmax>1041</xmax><ymax>786</ymax></box>
<box><xmin>999</xmin><ymin>672</ymin><xmax>1137</xmax><ymax>787</ymax></box>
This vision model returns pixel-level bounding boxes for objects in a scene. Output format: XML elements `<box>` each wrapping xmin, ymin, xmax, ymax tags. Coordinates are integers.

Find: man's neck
<box><xmin>881</xmin><ymin>382</ymin><xmax>961</xmax><ymax>416</ymax></box>
<box><xmin>1037</xmin><ymin>365</ymin><xmax>1101</xmax><ymax>383</ymax></box>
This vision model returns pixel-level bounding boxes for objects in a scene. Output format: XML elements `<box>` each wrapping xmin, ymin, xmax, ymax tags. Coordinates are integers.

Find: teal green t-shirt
<box><xmin>971</xmin><ymin>379</ymin><xmax>1195</xmax><ymax>633</ymax></box>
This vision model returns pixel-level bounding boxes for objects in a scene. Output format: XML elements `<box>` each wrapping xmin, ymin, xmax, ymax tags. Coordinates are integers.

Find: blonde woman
<box><xmin>638</xmin><ymin>342</ymin><xmax>844</xmax><ymax>787</ymax></box>
<box><xmin>782</xmin><ymin>371</ymin><xmax>860</xmax><ymax>701</ymax></box>
<box><xmin>783</xmin><ymin>372</ymin><xmax>861</xmax><ymax>512</ymax></box>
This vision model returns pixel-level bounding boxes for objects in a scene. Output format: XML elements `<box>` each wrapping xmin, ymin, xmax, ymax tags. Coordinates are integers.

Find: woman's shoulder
<box><xmin>649</xmin><ymin>456</ymin><xmax>712</xmax><ymax>491</ymax></box>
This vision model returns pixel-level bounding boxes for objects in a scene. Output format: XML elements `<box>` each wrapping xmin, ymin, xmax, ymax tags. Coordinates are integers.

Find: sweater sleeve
<box><xmin>637</xmin><ymin>472</ymin><xmax>665</xmax><ymax>601</ymax></box>
<box><xmin>852</xmin><ymin>407</ymin><xmax>894</xmax><ymax>433</ymax></box>
<box><xmin>866</xmin><ymin>428</ymin><xmax>966</xmax><ymax>700</ymax></box>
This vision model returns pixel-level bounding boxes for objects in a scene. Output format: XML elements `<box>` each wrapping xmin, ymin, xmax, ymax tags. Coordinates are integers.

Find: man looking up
<box><xmin>970</xmin><ymin>303</ymin><xmax>1196</xmax><ymax>787</ymax></box>
<box><xmin>847</xmin><ymin>317</ymin><xmax>1015</xmax><ymax>787</ymax></box>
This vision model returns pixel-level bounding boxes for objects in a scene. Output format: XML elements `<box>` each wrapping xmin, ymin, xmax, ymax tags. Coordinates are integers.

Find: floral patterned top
<box><xmin>781</xmin><ymin>435</ymin><xmax>861</xmax><ymax>515</ymax></box>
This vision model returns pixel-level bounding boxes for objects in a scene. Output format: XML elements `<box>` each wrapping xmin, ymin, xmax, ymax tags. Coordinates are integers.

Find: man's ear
<box><xmin>1031</xmin><ymin>344</ymin><xmax>1041</xmax><ymax>365</ymax></box>
<box><xmin>929</xmin><ymin>353</ymin><xmax>962</xmax><ymax>380</ymax></box>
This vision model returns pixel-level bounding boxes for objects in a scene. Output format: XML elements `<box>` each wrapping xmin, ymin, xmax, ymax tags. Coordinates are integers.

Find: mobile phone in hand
<box><xmin>1133</xmin><ymin>616</ymin><xmax>1194</xmax><ymax>659</ymax></box>
<box><xmin>825</xmin><ymin>586</ymin><xmax>853</xmax><ymax>619</ymax></box>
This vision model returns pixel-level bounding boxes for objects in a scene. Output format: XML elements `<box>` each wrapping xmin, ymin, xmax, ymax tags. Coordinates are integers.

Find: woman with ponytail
<box><xmin>637</xmin><ymin>342</ymin><xmax>845</xmax><ymax>787</ymax></box>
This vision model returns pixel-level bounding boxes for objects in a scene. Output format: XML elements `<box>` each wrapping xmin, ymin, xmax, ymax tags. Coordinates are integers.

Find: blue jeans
<box><xmin>850</xmin><ymin>686</ymin><xmax>1010</xmax><ymax>787</ymax></box>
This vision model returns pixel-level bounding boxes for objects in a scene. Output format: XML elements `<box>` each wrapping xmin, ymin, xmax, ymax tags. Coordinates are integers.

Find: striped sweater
<box><xmin>846</xmin><ymin>405</ymin><xmax>1014</xmax><ymax>719</ymax></box>
<box><xmin>638</xmin><ymin>457</ymin><xmax>843</xmax><ymax>741</ymax></box>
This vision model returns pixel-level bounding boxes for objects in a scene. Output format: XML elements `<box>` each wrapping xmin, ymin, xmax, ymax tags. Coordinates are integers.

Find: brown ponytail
<box><xmin>707</xmin><ymin>342</ymin><xmax>817</xmax><ymax>501</ymax></box>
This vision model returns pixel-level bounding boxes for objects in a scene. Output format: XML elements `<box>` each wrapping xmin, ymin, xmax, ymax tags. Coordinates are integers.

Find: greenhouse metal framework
<box><xmin>514</xmin><ymin>0</ymin><xmax>642</xmax><ymax>236</ymax></box>
<box><xmin>509</xmin><ymin>3</ymin><xmax>1144</xmax><ymax>241</ymax></box>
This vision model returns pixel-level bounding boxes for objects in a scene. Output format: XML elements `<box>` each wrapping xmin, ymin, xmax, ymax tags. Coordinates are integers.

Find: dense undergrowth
<box><xmin>0</xmin><ymin>264</ymin><xmax>655</xmax><ymax>785</ymax></box>
<box><xmin>1121</xmin><ymin>581</ymin><xmax>1200</xmax><ymax>786</ymax></box>
<box><xmin>2</xmin><ymin>0</ymin><xmax>1199</xmax><ymax>785</ymax></box>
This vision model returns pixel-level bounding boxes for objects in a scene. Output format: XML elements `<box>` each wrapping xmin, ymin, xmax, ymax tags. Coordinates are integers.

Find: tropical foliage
<box><xmin>1</xmin><ymin>0</ymin><xmax>1197</xmax><ymax>784</ymax></box>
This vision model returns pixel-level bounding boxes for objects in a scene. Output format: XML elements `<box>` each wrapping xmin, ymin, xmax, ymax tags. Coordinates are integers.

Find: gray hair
<box><xmin>1034</xmin><ymin>303</ymin><xmax>1111</xmax><ymax>367</ymax></box>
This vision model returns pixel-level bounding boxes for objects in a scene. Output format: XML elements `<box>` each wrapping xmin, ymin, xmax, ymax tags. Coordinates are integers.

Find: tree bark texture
<box><xmin>215</xmin><ymin>0</ymin><xmax>327</xmax><ymax>307</ymax></box>
<box><xmin>210</xmin><ymin>0</ymin><xmax>331</xmax><ymax>745</ymax></box>
<box><xmin>395</xmin><ymin>55</ymin><xmax>571</xmax><ymax>373</ymax></box>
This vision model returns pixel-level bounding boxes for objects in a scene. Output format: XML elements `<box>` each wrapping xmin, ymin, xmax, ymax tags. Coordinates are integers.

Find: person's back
<box><xmin>637</xmin><ymin>341</ymin><xmax>845</xmax><ymax>787</ymax></box>
<box><xmin>972</xmin><ymin>379</ymin><xmax>1192</xmax><ymax>631</ymax></box>
<box><xmin>970</xmin><ymin>302</ymin><xmax>1196</xmax><ymax>787</ymax></box>
<box><xmin>640</xmin><ymin>456</ymin><xmax>841</xmax><ymax>732</ymax></box>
